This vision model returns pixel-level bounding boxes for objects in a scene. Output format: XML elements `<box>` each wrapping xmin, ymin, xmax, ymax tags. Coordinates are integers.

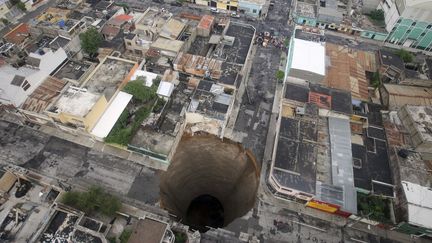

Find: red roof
<box><xmin>4</xmin><ymin>23</ymin><xmax>30</xmax><ymax>45</ymax></box>
<box><xmin>114</xmin><ymin>14</ymin><xmax>133</xmax><ymax>22</ymax></box>
<box><xmin>198</xmin><ymin>15</ymin><xmax>214</xmax><ymax>30</ymax></box>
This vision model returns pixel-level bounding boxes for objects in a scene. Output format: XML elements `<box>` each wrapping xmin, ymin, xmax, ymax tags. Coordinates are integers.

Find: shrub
<box><xmin>368</xmin><ymin>9</ymin><xmax>384</xmax><ymax>21</ymax></box>
<box><xmin>119</xmin><ymin>230</ymin><xmax>132</xmax><ymax>243</ymax></box>
<box><xmin>276</xmin><ymin>70</ymin><xmax>285</xmax><ymax>81</ymax></box>
<box><xmin>395</xmin><ymin>49</ymin><xmax>413</xmax><ymax>63</ymax></box>
<box><xmin>123</xmin><ymin>79</ymin><xmax>157</xmax><ymax>103</ymax></box>
<box><xmin>61</xmin><ymin>186</ymin><xmax>121</xmax><ymax>216</ymax></box>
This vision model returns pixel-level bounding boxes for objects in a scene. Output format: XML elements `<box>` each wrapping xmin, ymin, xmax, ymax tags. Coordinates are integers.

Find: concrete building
<box><xmin>2</xmin><ymin>23</ymin><xmax>31</xmax><ymax>48</ymax></box>
<box><xmin>194</xmin><ymin>0</ymin><xmax>239</xmax><ymax>12</ymax></box>
<box><xmin>398</xmin><ymin>105</ymin><xmax>432</xmax><ymax>154</ymax></box>
<box><xmin>238</xmin><ymin>0</ymin><xmax>265</xmax><ymax>17</ymax></box>
<box><xmin>400</xmin><ymin>181</ymin><xmax>432</xmax><ymax>234</ymax></box>
<box><xmin>379</xmin><ymin>83</ymin><xmax>432</xmax><ymax>110</ymax></box>
<box><xmin>128</xmin><ymin>217</ymin><xmax>174</xmax><ymax>243</ymax></box>
<box><xmin>380</xmin><ymin>0</ymin><xmax>432</xmax><ymax>51</ymax></box>
<box><xmin>29</xmin><ymin>7</ymin><xmax>89</xmax><ymax>39</ymax></box>
<box><xmin>285</xmin><ymin>31</ymin><xmax>326</xmax><ymax>84</ymax></box>
<box><xmin>0</xmin><ymin>48</ymin><xmax>68</xmax><ymax>108</ymax></box>
<box><xmin>46</xmin><ymin>56</ymin><xmax>138</xmax><ymax>132</ymax></box>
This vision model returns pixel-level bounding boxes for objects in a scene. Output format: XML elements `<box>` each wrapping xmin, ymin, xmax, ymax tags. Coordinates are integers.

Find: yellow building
<box><xmin>194</xmin><ymin>0</ymin><xmax>238</xmax><ymax>11</ymax></box>
<box><xmin>46</xmin><ymin>87</ymin><xmax>108</xmax><ymax>132</ymax></box>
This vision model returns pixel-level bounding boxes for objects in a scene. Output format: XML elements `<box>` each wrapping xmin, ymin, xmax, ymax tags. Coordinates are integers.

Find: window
<box><xmin>427</xmin><ymin>25</ymin><xmax>432</xmax><ymax>29</ymax></box>
<box><xmin>421</xmin><ymin>32</ymin><xmax>426</xmax><ymax>37</ymax></box>
<box><xmin>412</xmin><ymin>22</ymin><xmax>416</xmax><ymax>26</ymax></box>
<box><xmin>22</xmin><ymin>80</ymin><xmax>31</xmax><ymax>91</ymax></box>
<box><xmin>252</xmin><ymin>9</ymin><xmax>257</xmax><ymax>13</ymax></box>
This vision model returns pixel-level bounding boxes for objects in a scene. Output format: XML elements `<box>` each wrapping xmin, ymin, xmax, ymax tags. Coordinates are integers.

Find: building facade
<box><xmin>380</xmin><ymin>0</ymin><xmax>432</xmax><ymax>51</ymax></box>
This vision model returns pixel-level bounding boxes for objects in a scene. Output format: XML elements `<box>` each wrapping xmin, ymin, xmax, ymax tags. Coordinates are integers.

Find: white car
<box><xmin>231</xmin><ymin>12</ymin><xmax>240</xmax><ymax>18</ymax></box>
<box><xmin>210</xmin><ymin>7</ymin><xmax>219</xmax><ymax>13</ymax></box>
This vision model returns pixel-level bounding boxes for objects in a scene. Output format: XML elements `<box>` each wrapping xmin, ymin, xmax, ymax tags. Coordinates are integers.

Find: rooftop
<box><xmin>284</xmin><ymin>83</ymin><xmax>352</xmax><ymax>115</ymax></box>
<box><xmin>21</xmin><ymin>76</ymin><xmax>67</xmax><ymax>113</ymax></box>
<box><xmin>3</xmin><ymin>23</ymin><xmax>30</xmax><ymax>45</ymax></box>
<box><xmin>49</xmin><ymin>36</ymin><xmax>71</xmax><ymax>50</ymax></box>
<box><xmin>383</xmin><ymin>84</ymin><xmax>432</xmax><ymax>108</ymax></box>
<box><xmin>403</xmin><ymin>105</ymin><xmax>432</xmax><ymax>143</ymax></box>
<box><xmin>402</xmin><ymin>181</ymin><xmax>432</xmax><ymax>229</ymax></box>
<box><xmin>159</xmin><ymin>18</ymin><xmax>186</xmax><ymax>40</ymax></box>
<box><xmin>82</xmin><ymin>57</ymin><xmax>136</xmax><ymax>100</ymax></box>
<box><xmin>379</xmin><ymin>50</ymin><xmax>405</xmax><ymax>71</ymax></box>
<box><xmin>295</xmin><ymin>1</ymin><xmax>317</xmax><ymax>18</ymax></box>
<box><xmin>197</xmin><ymin>15</ymin><xmax>215</xmax><ymax>30</ymax></box>
<box><xmin>151</xmin><ymin>38</ymin><xmax>184</xmax><ymax>54</ymax></box>
<box><xmin>174</xmin><ymin>52</ymin><xmax>223</xmax><ymax>79</ymax></box>
<box><xmin>53</xmin><ymin>59</ymin><xmax>92</xmax><ymax>82</ymax></box>
<box><xmin>290</xmin><ymin>38</ymin><xmax>326</xmax><ymax>76</ymax></box>
<box><xmin>50</xmin><ymin>87</ymin><xmax>100</xmax><ymax>117</ymax></box>
<box><xmin>324</xmin><ymin>43</ymin><xmax>375</xmax><ymax>101</ymax></box>
<box><xmin>189</xmin><ymin>80</ymin><xmax>233</xmax><ymax>120</ymax></box>
<box><xmin>136</xmin><ymin>7</ymin><xmax>172</xmax><ymax>32</ymax></box>
<box><xmin>128</xmin><ymin>218</ymin><xmax>168</xmax><ymax>243</ymax></box>
<box><xmin>327</xmin><ymin>117</ymin><xmax>357</xmax><ymax>213</ymax></box>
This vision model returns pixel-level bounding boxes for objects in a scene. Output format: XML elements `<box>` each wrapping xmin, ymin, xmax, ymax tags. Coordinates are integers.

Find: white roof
<box><xmin>157</xmin><ymin>81</ymin><xmax>174</xmax><ymax>97</ymax></box>
<box><xmin>402</xmin><ymin>181</ymin><xmax>432</xmax><ymax>229</ymax></box>
<box><xmin>55</xmin><ymin>88</ymin><xmax>101</xmax><ymax>117</ymax></box>
<box><xmin>131</xmin><ymin>70</ymin><xmax>158</xmax><ymax>87</ymax></box>
<box><xmin>0</xmin><ymin>48</ymin><xmax>68</xmax><ymax>107</ymax></box>
<box><xmin>290</xmin><ymin>38</ymin><xmax>326</xmax><ymax>76</ymax></box>
<box><xmin>91</xmin><ymin>91</ymin><xmax>132</xmax><ymax>138</ymax></box>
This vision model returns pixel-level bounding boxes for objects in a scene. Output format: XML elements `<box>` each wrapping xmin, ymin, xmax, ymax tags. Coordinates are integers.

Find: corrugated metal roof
<box><xmin>0</xmin><ymin>171</ymin><xmax>17</xmax><ymax>194</ymax></box>
<box><xmin>328</xmin><ymin>117</ymin><xmax>357</xmax><ymax>214</ymax></box>
<box><xmin>384</xmin><ymin>84</ymin><xmax>432</xmax><ymax>108</ymax></box>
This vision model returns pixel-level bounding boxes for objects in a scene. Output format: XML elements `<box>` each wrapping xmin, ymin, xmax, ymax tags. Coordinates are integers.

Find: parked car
<box><xmin>210</xmin><ymin>7</ymin><xmax>219</xmax><ymax>13</ymax></box>
<box><xmin>231</xmin><ymin>12</ymin><xmax>240</xmax><ymax>18</ymax></box>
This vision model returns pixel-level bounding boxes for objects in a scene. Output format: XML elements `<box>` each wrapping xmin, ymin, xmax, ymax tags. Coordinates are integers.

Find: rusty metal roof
<box><xmin>324</xmin><ymin>43</ymin><xmax>375</xmax><ymax>101</ymax></box>
<box><xmin>21</xmin><ymin>76</ymin><xmax>67</xmax><ymax>113</ymax></box>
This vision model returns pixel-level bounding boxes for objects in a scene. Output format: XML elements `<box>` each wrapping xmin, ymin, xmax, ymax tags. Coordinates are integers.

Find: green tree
<box><xmin>395</xmin><ymin>49</ymin><xmax>413</xmax><ymax>63</ymax></box>
<box><xmin>123</xmin><ymin>78</ymin><xmax>157</xmax><ymax>103</ymax></box>
<box><xmin>371</xmin><ymin>71</ymin><xmax>381</xmax><ymax>89</ymax></box>
<box><xmin>119</xmin><ymin>230</ymin><xmax>132</xmax><ymax>243</ymax></box>
<box><xmin>16</xmin><ymin>1</ymin><xmax>26</xmax><ymax>11</ymax></box>
<box><xmin>1</xmin><ymin>18</ymin><xmax>10</xmax><ymax>25</ymax></box>
<box><xmin>276</xmin><ymin>70</ymin><xmax>285</xmax><ymax>81</ymax></box>
<box><xmin>79</xmin><ymin>28</ymin><xmax>103</xmax><ymax>56</ymax></box>
<box><xmin>61</xmin><ymin>186</ymin><xmax>121</xmax><ymax>216</ymax></box>
<box><xmin>368</xmin><ymin>9</ymin><xmax>384</xmax><ymax>21</ymax></box>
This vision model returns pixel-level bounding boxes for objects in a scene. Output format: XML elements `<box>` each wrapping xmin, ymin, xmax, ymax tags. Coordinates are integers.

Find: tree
<box><xmin>276</xmin><ymin>70</ymin><xmax>285</xmax><ymax>81</ymax></box>
<box><xmin>1</xmin><ymin>18</ymin><xmax>10</xmax><ymax>25</ymax></box>
<box><xmin>61</xmin><ymin>186</ymin><xmax>121</xmax><ymax>216</ymax></box>
<box><xmin>123</xmin><ymin>78</ymin><xmax>157</xmax><ymax>103</ymax></box>
<box><xmin>79</xmin><ymin>28</ymin><xmax>103</xmax><ymax>56</ymax></box>
<box><xmin>395</xmin><ymin>49</ymin><xmax>413</xmax><ymax>63</ymax></box>
<box><xmin>368</xmin><ymin>9</ymin><xmax>384</xmax><ymax>21</ymax></box>
<box><xmin>371</xmin><ymin>71</ymin><xmax>381</xmax><ymax>89</ymax></box>
<box><xmin>16</xmin><ymin>1</ymin><xmax>26</xmax><ymax>11</ymax></box>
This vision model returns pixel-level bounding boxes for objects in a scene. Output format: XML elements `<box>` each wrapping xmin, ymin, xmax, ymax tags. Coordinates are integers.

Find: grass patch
<box><xmin>61</xmin><ymin>186</ymin><xmax>121</xmax><ymax>216</ymax></box>
<box><xmin>119</xmin><ymin>229</ymin><xmax>132</xmax><ymax>243</ymax></box>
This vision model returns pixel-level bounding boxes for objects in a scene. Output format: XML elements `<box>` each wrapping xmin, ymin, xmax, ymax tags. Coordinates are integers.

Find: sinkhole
<box><xmin>160</xmin><ymin>133</ymin><xmax>260</xmax><ymax>232</ymax></box>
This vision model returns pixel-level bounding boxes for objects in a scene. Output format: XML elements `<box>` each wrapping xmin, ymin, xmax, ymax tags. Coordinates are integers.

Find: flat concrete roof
<box><xmin>291</xmin><ymin>38</ymin><xmax>326</xmax><ymax>76</ymax></box>
<box><xmin>128</xmin><ymin>218</ymin><xmax>168</xmax><ymax>243</ymax></box>
<box><xmin>82</xmin><ymin>57</ymin><xmax>136</xmax><ymax>100</ymax></box>
<box><xmin>52</xmin><ymin>88</ymin><xmax>100</xmax><ymax>117</ymax></box>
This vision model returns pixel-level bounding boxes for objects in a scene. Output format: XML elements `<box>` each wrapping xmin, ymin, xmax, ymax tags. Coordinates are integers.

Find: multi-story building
<box><xmin>380</xmin><ymin>0</ymin><xmax>432</xmax><ymax>51</ymax></box>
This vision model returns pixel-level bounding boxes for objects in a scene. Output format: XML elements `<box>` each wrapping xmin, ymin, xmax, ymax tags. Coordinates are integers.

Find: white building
<box><xmin>286</xmin><ymin>37</ymin><xmax>326</xmax><ymax>84</ymax></box>
<box><xmin>0</xmin><ymin>48</ymin><xmax>68</xmax><ymax>107</ymax></box>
